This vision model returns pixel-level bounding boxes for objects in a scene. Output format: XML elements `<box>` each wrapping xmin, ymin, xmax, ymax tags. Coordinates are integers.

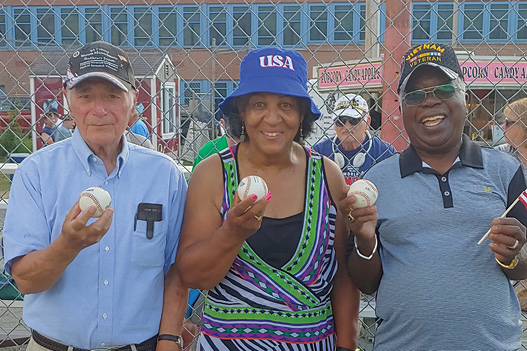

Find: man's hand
<box><xmin>339</xmin><ymin>192</ymin><xmax>378</xmax><ymax>243</ymax></box>
<box><xmin>10</xmin><ymin>202</ymin><xmax>113</xmax><ymax>294</ymax></box>
<box><xmin>60</xmin><ymin>202</ymin><xmax>113</xmax><ymax>252</ymax></box>
<box><xmin>488</xmin><ymin>217</ymin><xmax>526</xmax><ymax>266</ymax></box>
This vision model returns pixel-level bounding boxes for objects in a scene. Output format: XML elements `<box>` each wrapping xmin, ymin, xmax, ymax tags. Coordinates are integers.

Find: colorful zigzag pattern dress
<box><xmin>197</xmin><ymin>146</ymin><xmax>338</xmax><ymax>351</ymax></box>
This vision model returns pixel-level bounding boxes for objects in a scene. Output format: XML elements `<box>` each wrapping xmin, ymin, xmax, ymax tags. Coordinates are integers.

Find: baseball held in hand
<box><xmin>79</xmin><ymin>186</ymin><xmax>112</xmax><ymax>218</ymax></box>
<box><xmin>238</xmin><ymin>176</ymin><xmax>269</xmax><ymax>202</ymax></box>
<box><xmin>347</xmin><ymin>179</ymin><xmax>378</xmax><ymax>208</ymax></box>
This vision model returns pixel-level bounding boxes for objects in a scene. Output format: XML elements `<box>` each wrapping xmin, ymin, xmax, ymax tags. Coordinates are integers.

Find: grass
<box><xmin>0</xmin><ymin>175</ymin><xmax>11</xmax><ymax>199</ymax></box>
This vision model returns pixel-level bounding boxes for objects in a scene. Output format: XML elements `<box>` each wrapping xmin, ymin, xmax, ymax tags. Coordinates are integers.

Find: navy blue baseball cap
<box><xmin>398</xmin><ymin>43</ymin><xmax>464</xmax><ymax>94</ymax></box>
<box><xmin>65</xmin><ymin>41</ymin><xmax>136</xmax><ymax>92</ymax></box>
<box><xmin>219</xmin><ymin>47</ymin><xmax>321</xmax><ymax>120</ymax></box>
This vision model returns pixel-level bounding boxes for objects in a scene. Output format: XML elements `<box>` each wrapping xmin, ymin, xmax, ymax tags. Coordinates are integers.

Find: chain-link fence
<box><xmin>0</xmin><ymin>0</ymin><xmax>527</xmax><ymax>350</ymax></box>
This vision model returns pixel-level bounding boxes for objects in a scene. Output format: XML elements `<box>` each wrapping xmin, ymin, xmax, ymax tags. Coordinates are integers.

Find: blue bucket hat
<box><xmin>219</xmin><ymin>47</ymin><xmax>321</xmax><ymax>120</ymax></box>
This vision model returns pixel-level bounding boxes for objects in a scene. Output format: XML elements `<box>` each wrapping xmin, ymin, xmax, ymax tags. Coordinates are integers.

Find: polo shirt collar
<box><xmin>71</xmin><ymin>129</ymin><xmax>130</xmax><ymax>177</ymax></box>
<box><xmin>399</xmin><ymin>134</ymin><xmax>483</xmax><ymax>178</ymax></box>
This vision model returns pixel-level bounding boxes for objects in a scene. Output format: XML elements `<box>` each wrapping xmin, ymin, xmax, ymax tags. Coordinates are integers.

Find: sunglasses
<box><xmin>403</xmin><ymin>84</ymin><xmax>457</xmax><ymax>106</ymax></box>
<box><xmin>504</xmin><ymin>118</ymin><xmax>519</xmax><ymax>129</ymax></box>
<box><xmin>335</xmin><ymin>116</ymin><xmax>363</xmax><ymax>127</ymax></box>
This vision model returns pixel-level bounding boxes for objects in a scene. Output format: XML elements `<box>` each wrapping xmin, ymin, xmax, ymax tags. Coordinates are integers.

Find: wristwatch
<box><xmin>495</xmin><ymin>255</ymin><xmax>519</xmax><ymax>270</ymax></box>
<box><xmin>158</xmin><ymin>334</ymin><xmax>183</xmax><ymax>349</ymax></box>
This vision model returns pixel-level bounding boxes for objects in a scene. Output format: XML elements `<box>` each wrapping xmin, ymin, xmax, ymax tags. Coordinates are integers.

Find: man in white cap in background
<box><xmin>313</xmin><ymin>93</ymin><xmax>396</xmax><ymax>184</ymax></box>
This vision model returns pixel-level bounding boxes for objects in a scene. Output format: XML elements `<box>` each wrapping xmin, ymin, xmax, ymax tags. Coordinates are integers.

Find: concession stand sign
<box><xmin>317</xmin><ymin>58</ymin><xmax>527</xmax><ymax>90</ymax></box>
<box><xmin>317</xmin><ymin>61</ymin><xmax>383</xmax><ymax>90</ymax></box>
<box><xmin>461</xmin><ymin>59</ymin><xmax>527</xmax><ymax>86</ymax></box>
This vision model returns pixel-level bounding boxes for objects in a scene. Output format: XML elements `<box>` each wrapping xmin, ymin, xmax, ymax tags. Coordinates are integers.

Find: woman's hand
<box><xmin>223</xmin><ymin>192</ymin><xmax>272</xmax><ymax>241</ymax></box>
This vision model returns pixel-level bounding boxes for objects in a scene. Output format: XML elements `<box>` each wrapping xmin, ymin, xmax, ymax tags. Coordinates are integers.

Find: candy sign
<box><xmin>318</xmin><ymin>62</ymin><xmax>383</xmax><ymax>90</ymax></box>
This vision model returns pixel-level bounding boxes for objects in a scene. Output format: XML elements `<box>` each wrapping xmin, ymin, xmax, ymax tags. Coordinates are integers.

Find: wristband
<box><xmin>354</xmin><ymin>235</ymin><xmax>377</xmax><ymax>260</ymax></box>
<box><xmin>158</xmin><ymin>334</ymin><xmax>183</xmax><ymax>349</ymax></box>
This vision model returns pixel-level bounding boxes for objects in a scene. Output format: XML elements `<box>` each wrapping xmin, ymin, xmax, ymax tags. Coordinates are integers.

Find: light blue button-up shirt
<box><xmin>3</xmin><ymin>130</ymin><xmax>187</xmax><ymax>348</ymax></box>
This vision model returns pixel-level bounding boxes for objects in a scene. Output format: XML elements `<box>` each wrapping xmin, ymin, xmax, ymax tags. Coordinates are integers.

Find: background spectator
<box><xmin>313</xmin><ymin>93</ymin><xmax>395</xmax><ymax>184</ymax></box>
<box><xmin>129</xmin><ymin>110</ymin><xmax>150</xmax><ymax>139</ymax></box>
<box><xmin>192</xmin><ymin>115</ymin><xmax>238</xmax><ymax>168</ymax></box>
<box><xmin>40</xmin><ymin>109</ymin><xmax>59</xmax><ymax>146</ymax></box>
<box><xmin>496</xmin><ymin>97</ymin><xmax>527</xmax><ymax>179</ymax></box>
<box><xmin>55</xmin><ymin>114</ymin><xmax>75</xmax><ymax>142</ymax></box>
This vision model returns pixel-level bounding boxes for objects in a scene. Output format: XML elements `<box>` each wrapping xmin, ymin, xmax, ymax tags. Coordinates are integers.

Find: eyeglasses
<box><xmin>504</xmin><ymin>118</ymin><xmax>519</xmax><ymax>129</ymax></box>
<box><xmin>335</xmin><ymin>116</ymin><xmax>363</xmax><ymax>127</ymax></box>
<box><xmin>402</xmin><ymin>84</ymin><xmax>457</xmax><ymax>106</ymax></box>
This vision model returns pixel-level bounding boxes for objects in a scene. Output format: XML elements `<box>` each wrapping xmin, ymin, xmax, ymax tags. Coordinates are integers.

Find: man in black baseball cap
<box><xmin>397</xmin><ymin>43</ymin><xmax>464</xmax><ymax>94</ymax></box>
<box><xmin>64</xmin><ymin>40</ymin><xmax>136</xmax><ymax>92</ymax></box>
<box><xmin>347</xmin><ymin>42</ymin><xmax>527</xmax><ymax>350</ymax></box>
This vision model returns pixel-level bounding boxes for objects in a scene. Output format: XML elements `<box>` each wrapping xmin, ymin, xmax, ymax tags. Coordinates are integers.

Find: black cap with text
<box><xmin>398</xmin><ymin>43</ymin><xmax>464</xmax><ymax>94</ymax></box>
<box><xmin>64</xmin><ymin>41</ymin><xmax>135</xmax><ymax>92</ymax></box>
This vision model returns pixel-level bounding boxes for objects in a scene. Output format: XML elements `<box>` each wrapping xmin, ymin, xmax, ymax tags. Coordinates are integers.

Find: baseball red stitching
<box><xmin>243</xmin><ymin>177</ymin><xmax>252</xmax><ymax>200</ymax></box>
<box><xmin>81</xmin><ymin>189</ymin><xmax>106</xmax><ymax>214</ymax></box>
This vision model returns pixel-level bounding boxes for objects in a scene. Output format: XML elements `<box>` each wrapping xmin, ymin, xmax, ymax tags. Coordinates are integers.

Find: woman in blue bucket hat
<box><xmin>172</xmin><ymin>47</ymin><xmax>360</xmax><ymax>350</ymax></box>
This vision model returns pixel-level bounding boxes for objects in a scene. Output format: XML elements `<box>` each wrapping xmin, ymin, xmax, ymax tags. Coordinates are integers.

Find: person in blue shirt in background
<box><xmin>129</xmin><ymin>109</ymin><xmax>150</xmax><ymax>139</ymax></box>
<box><xmin>3</xmin><ymin>41</ymin><xmax>188</xmax><ymax>351</ymax></box>
<box><xmin>54</xmin><ymin>113</ymin><xmax>75</xmax><ymax>142</ymax></box>
<box><xmin>40</xmin><ymin>109</ymin><xmax>60</xmax><ymax>146</ymax></box>
<box><xmin>313</xmin><ymin>94</ymin><xmax>396</xmax><ymax>184</ymax></box>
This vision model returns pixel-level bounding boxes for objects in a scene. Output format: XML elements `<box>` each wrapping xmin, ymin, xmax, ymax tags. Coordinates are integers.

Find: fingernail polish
<box><xmin>252</xmin><ymin>194</ymin><xmax>258</xmax><ymax>200</ymax></box>
<box><xmin>265</xmin><ymin>192</ymin><xmax>272</xmax><ymax>201</ymax></box>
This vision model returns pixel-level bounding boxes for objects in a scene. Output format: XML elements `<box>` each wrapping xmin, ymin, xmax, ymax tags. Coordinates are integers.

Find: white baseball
<box><xmin>78</xmin><ymin>186</ymin><xmax>112</xmax><ymax>218</ymax></box>
<box><xmin>238</xmin><ymin>175</ymin><xmax>269</xmax><ymax>202</ymax></box>
<box><xmin>347</xmin><ymin>179</ymin><xmax>378</xmax><ymax>209</ymax></box>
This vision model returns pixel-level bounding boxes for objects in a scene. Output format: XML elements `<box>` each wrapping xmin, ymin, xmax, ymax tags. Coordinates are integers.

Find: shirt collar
<box><xmin>399</xmin><ymin>134</ymin><xmax>483</xmax><ymax>178</ymax></box>
<box><xmin>71</xmin><ymin>129</ymin><xmax>130</xmax><ymax>177</ymax></box>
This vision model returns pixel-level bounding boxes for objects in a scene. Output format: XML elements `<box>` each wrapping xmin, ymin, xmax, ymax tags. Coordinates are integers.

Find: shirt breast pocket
<box><xmin>131</xmin><ymin>223</ymin><xmax>166</xmax><ymax>268</ymax></box>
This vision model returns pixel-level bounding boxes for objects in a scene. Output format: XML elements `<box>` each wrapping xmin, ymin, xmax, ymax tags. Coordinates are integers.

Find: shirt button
<box><xmin>93</xmin><ymin>156</ymin><xmax>97</xmax><ymax>162</ymax></box>
<box><xmin>444</xmin><ymin>191</ymin><xmax>450</xmax><ymax>196</ymax></box>
<box><xmin>104</xmin><ymin>181</ymin><xmax>108</xmax><ymax>185</ymax></box>
<box><xmin>103</xmin><ymin>313</ymin><xmax>107</xmax><ymax>319</ymax></box>
<box><xmin>441</xmin><ymin>177</ymin><xmax>447</xmax><ymax>182</ymax></box>
<box><xmin>105</xmin><ymin>246</ymin><xmax>110</xmax><ymax>251</ymax></box>
<box><xmin>104</xmin><ymin>279</ymin><xmax>109</xmax><ymax>285</ymax></box>
<box><xmin>101</xmin><ymin>344</ymin><xmax>106</xmax><ymax>347</ymax></box>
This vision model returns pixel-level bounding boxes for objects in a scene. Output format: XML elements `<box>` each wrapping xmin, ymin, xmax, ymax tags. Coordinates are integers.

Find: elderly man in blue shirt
<box><xmin>3</xmin><ymin>41</ymin><xmax>187</xmax><ymax>351</ymax></box>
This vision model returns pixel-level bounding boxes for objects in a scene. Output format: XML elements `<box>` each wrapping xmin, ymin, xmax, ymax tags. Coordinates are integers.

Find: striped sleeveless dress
<box><xmin>197</xmin><ymin>146</ymin><xmax>338</xmax><ymax>351</ymax></box>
